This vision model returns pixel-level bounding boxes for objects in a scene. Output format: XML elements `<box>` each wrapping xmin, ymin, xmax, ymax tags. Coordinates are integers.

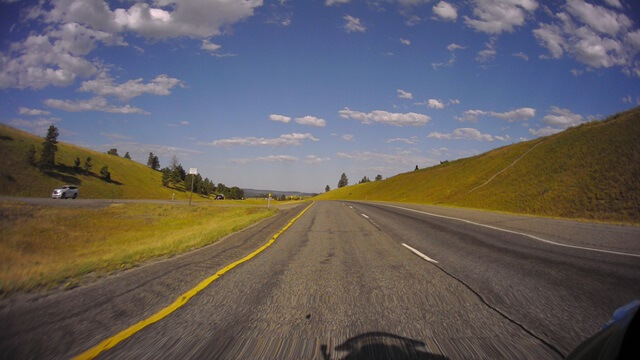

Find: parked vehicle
<box><xmin>215</xmin><ymin>194</ymin><xmax>225</xmax><ymax>200</ymax></box>
<box><xmin>52</xmin><ymin>185</ymin><xmax>78</xmax><ymax>199</ymax></box>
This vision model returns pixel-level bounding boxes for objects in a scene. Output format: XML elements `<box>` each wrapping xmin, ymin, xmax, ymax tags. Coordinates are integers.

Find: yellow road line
<box><xmin>73</xmin><ymin>201</ymin><xmax>315</xmax><ymax>360</ymax></box>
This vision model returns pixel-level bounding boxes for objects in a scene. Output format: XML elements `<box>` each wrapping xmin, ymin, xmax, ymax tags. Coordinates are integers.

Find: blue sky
<box><xmin>1</xmin><ymin>0</ymin><xmax>639</xmax><ymax>193</ymax></box>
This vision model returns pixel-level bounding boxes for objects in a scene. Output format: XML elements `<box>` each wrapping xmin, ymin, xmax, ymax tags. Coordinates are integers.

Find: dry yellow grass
<box><xmin>0</xmin><ymin>201</ymin><xmax>276</xmax><ymax>294</ymax></box>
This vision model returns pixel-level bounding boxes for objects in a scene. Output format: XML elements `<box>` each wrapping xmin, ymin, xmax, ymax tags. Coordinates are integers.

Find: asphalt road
<box><xmin>1</xmin><ymin>201</ymin><xmax>639</xmax><ymax>359</ymax></box>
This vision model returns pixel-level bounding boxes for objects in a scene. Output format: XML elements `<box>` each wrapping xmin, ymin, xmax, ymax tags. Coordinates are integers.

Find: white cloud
<box><xmin>534</xmin><ymin>1</ymin><xmax>639</xmax><ymax>76</ymax></box>
<box><xmin>44</xmin><ymin>96</ymin><xmax>149</xmax><ymax>114</ymax></box>
<box><xmin>529</xmin><ymin>126</ymin><xmax>562</xmax><ymax>136</ymax></box>
<box><xmin>337</xmin><ymin>150</ymin><xmax>436</xmax><ymax>167</ymax></box>
<box><xmin>304</xmin><ymin>155</ymin><xmax>330</xmax><ymax>164</ymax></box>
<box><xmin>456</xmin><ymin>108</ymin><xmax>536</xmax><ymax>122</ymax></box>
<box><xmin>341</xmin><ymin>134</ymin><xmax>355</xmax><ymax>141</ymax></box>
<box><xmin>476</xmin><ymin>38</ymin><xmax>497</xmax><ymax>62</ymax></box>
<box><xmin>427</xmin><ymin>99</ymin><xmax>445</xmax><ymax>109</ymax></box>
<box><xmin>344</xmin><ymin>15</ymin><xmax>366</xmax><ymax>33</ymax></box>
<box><xmin>432</xmin><ymin>1</ymin><xmax>457</xmax><ymax>21</ymax></box>
<box><xmin>230</xmin><ymin>155</ymin><xmax>298</xmax><ymax>164</ymax></box>
<box><xmin>400</xmin><ymin>38</ymin><xmax>411</xmax><ymax>46</ymax></box>
<box><xmin>326</xmin><ymin>0</ymin><xmax>350</xmax><ymax>5</ymax></box>
<box><xmin>200</xmin><ymin>39</ymin><xmax>221</xmax><ymax>52</ymax></box>
<box><xmin>384</xmin><ymin>136</ymin><xmax>419</xmax><ymax>144</ymax></box>
<box><xmin>464</xmin><ymin>0</ymin><xmax>538</xmax><ymax>34</ymax></box>
<box><xmin>603</xmin><ymin>0</ymin><xmax>622</xmax><ymax>9</ymax></box>
<box><xmin>339</xmin><ymin>108</ymin><xmax>430</xmax><ymax>126</ymax></box>
<box><xmin>269</xmin><ymin>114</ymin><xmax>292</xmax><ymax>123</ymax></box>
<box><xmin>8</xmin><ymin>117</ymin><xmax>61</xmax><ymax>135</ymax></box>
<box><xmin>397</xmin><ymin>89</ymin><xmax>413</xmax><ymax>99</ymax></box>
<box><xmin>79</xmin><ymin>74</ymin><xmax>183</xmax><ymax>101</ymax></box>
<box><xmin>203</xmin><ymin>133</ymin><xmax>319</xmax><ymax>147</ymax></box>
<box><xmin>18</xmin><ymin>107</ymin><xmax>51</xmax><ymax>116</ymax></box>
<box><xmin>513</xmin><ymin>52</ymin><xmax>529</xmax><ymax>61</ymax></box>
<box><xmin>295</xmin><ymin>115</ymin><xmax>326</xmax><ymax>127</ymax></box>
<box><xmin>46</xmin><ymin>0</ymin><xmax>263</xmax><ymax>39</ymax></box>
<box><xmin>622</xmin><ymin>95</ymin><xmax>633</xmax><ymax>104</ymax></box>
<box><xmin>541</xmin><ymin>106</ymin><xmax>583</xmax><ymax>127</ymax></box>
<box><xmin>428</xmin><ymin>127</ymin><xmax>507</xmax><ymax>142</ymax></box>
<box><xmin>432</xmin><ymin>43</ymin><xmax>465</xmax><ymax>69</ymax></box>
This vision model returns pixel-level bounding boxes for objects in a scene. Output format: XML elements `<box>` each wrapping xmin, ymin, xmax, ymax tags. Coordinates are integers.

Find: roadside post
<box><xmin>189</xmin><ymin>168</ymin><xmax>197</xmax><ymax>206</ymax></box>
<box><xmin>268</xmin><ymin>193</ymin><xmax>271</xmax><ymax>209</ymax></box>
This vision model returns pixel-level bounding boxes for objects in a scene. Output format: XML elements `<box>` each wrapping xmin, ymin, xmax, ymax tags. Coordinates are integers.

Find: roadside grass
<box><xmin>316</xmin><ymin>106</ymin><xmax>640</xmax><ymax>224</ymax></box>
<box><xmin>0</xmin><ymin>201</ymin><xmax>276</xmax><ymax>294</ymax></box>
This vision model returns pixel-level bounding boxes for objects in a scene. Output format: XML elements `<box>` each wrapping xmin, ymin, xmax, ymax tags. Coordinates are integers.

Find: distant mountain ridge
<box><xmin>316</xmin><ymin>107</ymin><xmax>640</xmax><ymax>224</ymax></box>
<box><xmin>243</xmin><ymin>189</ymin><xmax>317</xmax><ymax>198</ymax></box>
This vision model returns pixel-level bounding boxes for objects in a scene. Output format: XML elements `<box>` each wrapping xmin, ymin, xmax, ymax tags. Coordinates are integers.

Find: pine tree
<box><xmin>107</xmin><ymin>148</ymin><xmax>119</xmax><ymax>156</ymax></box>
<box><xmin>74</xmin><ymin>157</ymin><xmax>81</xmax><ymax>169</ymax></box>
<box><xmin>337</xmin><ymin>173</ymin><xmax>348</xmax><ymax>188</ymax></box>
<box><xmin>375</xmin><ymin>174</ymin><xmax>383</xmax><ymax>181</ymax></box>
<box><xmin>84</xmin><ymin>157</ymin><xmax>93</xmax><ymax>174</ymax></box>
<box><xmin>40</xmin><ymin>125</ymin><xmax>59</xmax><ymax>169</ymax></box>
<box><xmin>152</xmin><ymin>155</ymin><xmax>160</xmax><ymax>170</ymax></box>
<box><xmin>147</xmin><ymin>152</ymin><xmax>155</xmax><ymax>168</ymax></box>
<box><xmin>325</xmin><ymin>185</ymin><xmax>330</xmax><ymax>192</ymax></box>
<box><xmin>414</xmin><ymin>165</ymin><xmax>419</xmax><ymax>171</ymax></box>
<box><xmin>124</xmin><ymin>152</ymin><xmax>131</xmax><ymax>159</ymax></box>
<box><xmin>26</xmin><ymin>145</ymin><xmax>37</xmax><ymax>166</ymax></box>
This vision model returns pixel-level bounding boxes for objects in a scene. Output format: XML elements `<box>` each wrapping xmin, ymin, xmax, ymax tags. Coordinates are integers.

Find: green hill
<box><xmin>316</xmin><ymin>107</ymin><xmax>640</xmax><ymax>224</ymax></box>
<box><xmin>0</xmin><ymin>124</ymin><xmax>194</xmax><ymax>200</ymax></box>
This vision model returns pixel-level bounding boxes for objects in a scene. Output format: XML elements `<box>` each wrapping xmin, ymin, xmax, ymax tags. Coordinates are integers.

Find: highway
<box><xmin>1</xmin><ymin>201</ymin><xmax>639</xmax><ymax>359</ymax></box>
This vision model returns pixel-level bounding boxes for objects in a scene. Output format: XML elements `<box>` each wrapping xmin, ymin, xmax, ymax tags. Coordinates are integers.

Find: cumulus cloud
<box><xmin>203</xmin><ymin>133</ymin><xmax>319</xmax><ymax>147</ymax></box>
<box><xmin>339</xmin><ymin>108</ymin><xmax>430</xmax><ymax>126</ymax></box>
<box><xmin>464</xmin><ymin>0</ymin><xmax>538</xmax><ymax>34</ymax></box>
<box><xmin>400</xmin><ymin>38</ymin><xmax>411</xmax><ymax>46</ymax></box>
<box><xmin>456</xmin><ymin>108</ymin><xmax>536</xmax><ymax>122</ymax></box>
<box><xmin>541</xmin><ymin>106</ymin><xmax>583</xmax><ymax>127</ymax></box>
<box><xmin>295</xmin><ymin>115</ymin><xmax>326</xmax><ymax>127</ymax></box>
<box><xmin>200</xmin><ymin>39</ymin><xmax>221</xmax><ymax>52</ymax></box>
<box><xmin>432</xmin><ymin>1</ymin><xmax>457</xmax><ymax>21</ymax></box>
<box><xmin>427</xmin><ymin>99</ymin><xmax>445</xmax><ymax>109</ymax></box>
<box><xmin>534</xmin><ymin>0</ymin><xmax>640</xmax><ymax>76</ymax></box>
<box><xmin>529</xmin><ymin>126</ymin><xmax>562</xmax><ymax>136</ymax></box>
<box><xmin>344</xmin><ymin>15</ymin><xmax>366</xmax><ymax>33</ymax></box>
<box><xmin>18</xmin><ymin>107</ymin><xmax>50</xmax><ymax>116</ymax></box>
<box><xmin>44</xmin><ymin>96</ymin><xmax>149</xmax><ymax>114</ymax></box>
<box><xmin>9</xmin><ymin>117</ymin><xmax>61</xmax><ymax>135</ymax></box>
<box><xmin>79</xmin><ymin>74</ymin><xmax>183</xmax><ymax>101</ymax></box>
<box><xmin>341</xmin><ymin>134</ymin><xmax>355</xmax><ymax>141</ymax></box>
<box><xmin>269</xmin><ymin>114</ymin><xmax>292</xmax><ymax>123</ymax></box>
<box><xmin>397</xmin><ymin>89</ymin><xmax>413</xmax><ymax>99</ymax></box>
<box><xmin>428</xmin><ymin>127</ymin><xmax>507</xmax><ymax>142</ymax></box>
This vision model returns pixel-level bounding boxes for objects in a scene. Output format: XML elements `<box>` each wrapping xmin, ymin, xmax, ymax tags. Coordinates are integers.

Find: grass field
<box><xmin>0</xmin><ymin>201</ymin><xmax>277</xmax><ymax>294</ymax></box>
<box><xmin>316</xmin><ymin>107</ymin><xmax>640</xmax><ymax>224</ymax></box>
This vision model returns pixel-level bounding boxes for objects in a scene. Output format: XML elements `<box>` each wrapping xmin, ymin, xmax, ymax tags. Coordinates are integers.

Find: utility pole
<box><xmin>189</xmin><ymin>168</ymin><xmax>197</xmax><ymax>206</ymax></box>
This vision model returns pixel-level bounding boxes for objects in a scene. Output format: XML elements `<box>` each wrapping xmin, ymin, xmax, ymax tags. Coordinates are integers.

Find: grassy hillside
<box><xmin>0</xmin><ymin>124</ymin><xmax>194</xmax><ymax>200</ymax></box>
<box><xmin>316</xmin><ymin>107</ymin><xmax>640</xmax><ymax>223</ymax></box>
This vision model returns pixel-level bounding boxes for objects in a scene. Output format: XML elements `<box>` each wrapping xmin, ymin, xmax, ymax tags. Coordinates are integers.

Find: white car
<box><xmin>52</xmin><ymin>185</ymin><xmax>78</xmax><ymax>199</ymax></box>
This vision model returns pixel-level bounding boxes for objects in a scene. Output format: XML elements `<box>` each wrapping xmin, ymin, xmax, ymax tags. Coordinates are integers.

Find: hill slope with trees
<box><xmin>316</xmin><ymin>107</ymin><xmax>640</xmax><ymax>224</ymax></box>
<box><xmin>0</xmin><ymin>124</ymin><xmax>231</xmax><ymax>200</ymax></box>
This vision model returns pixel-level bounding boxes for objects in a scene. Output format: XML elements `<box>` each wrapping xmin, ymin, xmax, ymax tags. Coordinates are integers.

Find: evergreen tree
<box><xmin>26</xmin><ymin>145</ymin><xmax>37</xmax><ymax>166</ymax></box>
<box><xmin>375</xmin><ymin>174</ymin><xmax>383</xmax><ymax>181</ymax></box>
<box><xmin>359</xmin><ymin>176</ymin><xmax>370</xmax><ymax>184</ymax></box>
<box><xmin>414</xmin><ymin>165</ymin><xmax>419</xmax><ymax>171</ymax></box>
<box><xmin>74</xmin><ymin>157</ymin><xmax>81</xmax><ymax>169</ymax></box>
<box><xmin>84</xmin><ymin>157</ymin><xmax>93</xmax><ymax>173</ymax></box>
<box><xmin>40</xmin><ymin>125</ymin><xmax>59</xmax><ymax>169</ymax></box>
<box><xmin>325</xmin><ymin>185</ymin><xmax>330</xmax><ymax>192</ymax></box>
<box><xmin>160</xmin><ymin>167</ymin><xmax>171</xmax><ymax>187</ymax></box>
<box><xmin>100</xmin><ymin>165</ymin><xmax>111</xmax><ymax>182</ymax></box>
<box><xmin>107</xmin><ymin>148</ymin><xmax>119</xmax><ymax>156</ymax></box>
<box><xmin>152</xmin><ymin>155</ymin><xmax>160</xmax><ymax>170</ymax></box>
<box><xmin>147</xmin><ymin>152</ymin><xmax>155</xmax><ymax>168</ymax></box>
<box><xmin>124</xmin><ymin>152</ymin><xmax>131</xmax><ymax>159</ymax></box>
<box><xmin>337</xmin><ymin>173</ymin><xmax>348</xmax><ymax>188</ymax></box>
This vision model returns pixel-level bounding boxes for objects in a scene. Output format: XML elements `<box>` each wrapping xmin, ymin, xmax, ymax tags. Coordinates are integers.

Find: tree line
<box><xmin>325</xmin><ymin>173</ymin><xmax>383</xmax><ymax>192</ymax></box>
